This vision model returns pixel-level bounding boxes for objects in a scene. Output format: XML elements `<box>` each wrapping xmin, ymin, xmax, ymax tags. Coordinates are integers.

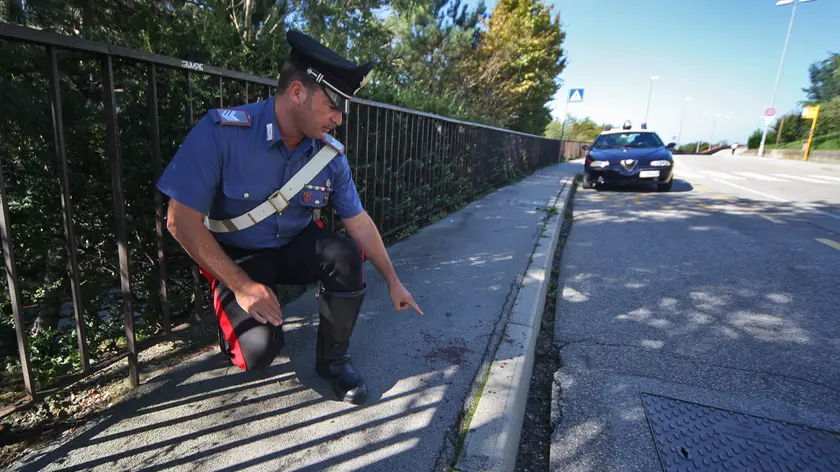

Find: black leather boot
<box><xmin>315</xmin><ymin>283</ymin><xmax>367</xmax><ymax>405</ymax></box>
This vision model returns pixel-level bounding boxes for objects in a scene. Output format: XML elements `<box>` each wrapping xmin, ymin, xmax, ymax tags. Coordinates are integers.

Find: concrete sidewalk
<box><xmin>10</xmin><ymin>163</ymin><xmax>579</xmax><ymax>472</ymax></box>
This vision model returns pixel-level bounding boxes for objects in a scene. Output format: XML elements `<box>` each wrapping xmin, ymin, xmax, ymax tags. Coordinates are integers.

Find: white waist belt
<box><xmin>204</xmin><ymin>136</ymin><xmax>343</xmax><ymax>233</ymax></box>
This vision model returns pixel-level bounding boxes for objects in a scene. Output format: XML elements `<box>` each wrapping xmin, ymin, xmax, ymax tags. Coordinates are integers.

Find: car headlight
<box><xmin>650</xmin><ymin>160</ymin><xmax>672</xmax><ymax>167</ymax></box>
<box><xmin>590</xmin><ymin>160</ymin><xmax>610</xmax><ymax>168</ymax></box>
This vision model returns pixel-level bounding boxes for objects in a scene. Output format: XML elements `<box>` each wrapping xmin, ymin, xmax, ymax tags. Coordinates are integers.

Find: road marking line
<box><xmin>675</xmin><ymin>170</ymin><xmax>699</xmax><ymax>178</ymax></box>
<box><xmin>702</xmin><ymin>170</ymin><xmax>746</xmax><ymax>180</ymax></box>
<box><xmin>709</xmin><ymin>178</ymin><xmax>787</xmax><ymax>202</ymax></box>
<box><xmin>795</xmin><ymin>204</ymin><xmax>840</xmax><ymax>221</ymax></box>
<box><xmin>758</xmin><ymin>214</ymin><xmax>784</xmax><ymax>224</ymax></box>
<box><xmin>816</xmin><ymin>238</ymin><xmax>840</xmax><ymax>251</ymax></box>
<box><xmin>676</xmin><ymin>161</ymin><xmax>694</xmax><ymax>171</ymax></box>
<box><xmin>733</xmin><ymin>172</ymin><xmax>786</xmax><ymax>182</ymax></box>
<box><xmin>805</xmin><ymin>175</ymin><xmax>840</xmax><ymax>183</ymax></box>
<box><xmin>772</xmin><ymin>174</ymin><xmax>831</xmax><ymax>184</ymax></box>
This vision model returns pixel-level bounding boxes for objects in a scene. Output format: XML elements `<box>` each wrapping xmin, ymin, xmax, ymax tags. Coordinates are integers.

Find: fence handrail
<box><xmin>1</xmin><ymin>22</ymin><xmax>559</xmax><ymax>142</ymax></box>
<box><xmin>348</xmin><ymin>98</ymin><xmax>556</xmax><ymax>140</ymax></box>
<box><xmin>0</xmin><ymin>22</ymin><xmax>276</xmax><ymax>86</ymax></box>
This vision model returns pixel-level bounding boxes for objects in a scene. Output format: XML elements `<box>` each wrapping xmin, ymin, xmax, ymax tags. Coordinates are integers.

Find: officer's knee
<box><xmin>245</xmin><ymin>348</ymin><xmax>276</xmax><ymax>371</ymax></box>
<box><xmin>236</xmin><ymin>323</ymin><xmax>283</xmax><ymax>371</ymax></box>
<box><xmin>320</xmin><ymin>234</ymin><xmax>363</xmax><ymax>289</ymax></box>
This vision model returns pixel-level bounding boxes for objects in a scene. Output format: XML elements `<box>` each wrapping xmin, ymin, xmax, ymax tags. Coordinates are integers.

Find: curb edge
<box><xmin>453</xmin><ymin>174</ymin><xmax>576</xmax><ymax>472</ymax></box>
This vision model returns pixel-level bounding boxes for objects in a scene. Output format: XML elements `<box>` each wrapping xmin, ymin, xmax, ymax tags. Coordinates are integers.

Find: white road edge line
<box><xmin>807</xmin><ymin>175</ymin><xmax>840</xmax><ymax>183</ymax></box>
<box><xmin>758</xmin><ymin>214</ymin><xmax>784</xmax><ymax>224</ymax></box>
<box><xmin>710</xmin><ymin>177</ymin><xmax>840</xmax><ymax>221</ymax></box>
<box><xmin>773</xmin><ymin>174</ymin><xmax>831</xmax><ymax>184</ymax></box>
<box><xmin>816</xmin><ymin>238</ymin><xmax>840</xmax><ymax>251</ymax></box>
<box><xmin>709</xmin><ymin>178</ymin><xmax>786</xmax><ymax>201</ymax></box>
<box><xmin>703</xmin><ymin>170</ymin><xmax>746</xmax><ymax>180</ymax></box>
<box><xmin>677</xmin><ymin>161</ymin><xmax>694</xmax><ymax>171</ymax></box>
<box><xmin>733</xmin><ymin>172</ymin><xmax>785</xmax><ymax>182</ymax></box>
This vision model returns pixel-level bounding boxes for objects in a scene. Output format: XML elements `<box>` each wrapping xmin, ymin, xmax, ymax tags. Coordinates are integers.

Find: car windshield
<box><xmin>593</xmin><ymin>132</ymin><xmax>664</xmax><ymax>148</ymax></box>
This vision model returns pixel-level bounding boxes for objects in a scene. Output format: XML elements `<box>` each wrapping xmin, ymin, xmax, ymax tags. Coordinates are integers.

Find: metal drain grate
<box><xmin>640</xmin><ymin>392</ymin><xmax>840</xmax><ymax>471</ymax></box>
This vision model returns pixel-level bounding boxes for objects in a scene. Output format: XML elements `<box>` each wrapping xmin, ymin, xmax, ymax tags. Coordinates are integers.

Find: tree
<box><xmin>461</xmin><ymin>0</ymin><xmax>566</xmax><ymax>134</ymax></box>
<box><xmin>371</xmin><ymin>0</ymin><xmax>489</xmax><ymax>120</ymax></box>
<box><xmin>544</xmin><ymin>116</ymin><xmax>605</xmax><ymax>142</ymax></box>
<box><xmin>802</xmin><ymin>52</ymin><xmax>840</xmax><ymax>104</ymax></box>
<box><xmin>812</xmin><ymin>97</ymin><xmax>840</xmax><ymax>148</ymax></box>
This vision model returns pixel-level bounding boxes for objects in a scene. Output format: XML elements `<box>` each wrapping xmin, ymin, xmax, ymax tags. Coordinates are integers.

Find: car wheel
<box><xmin>582</xmin><ymin>173</ymin><xmax>594</xmax><ymax>189</ymax></box>
<box><xmin>657</xmin><ymin>179</ymin><xmax>673</xmax><ymax>192</ymax></box>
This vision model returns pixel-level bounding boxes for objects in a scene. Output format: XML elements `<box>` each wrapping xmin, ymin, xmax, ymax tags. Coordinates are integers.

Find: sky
<box><xmin>470</xmin><ymin>0</ymin><xmax>839</xmax><ymax>145</ymax></box>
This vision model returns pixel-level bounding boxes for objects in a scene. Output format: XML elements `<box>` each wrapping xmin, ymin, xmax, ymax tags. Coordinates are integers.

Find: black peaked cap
<box><xmin>286</xmin><ymin>30</ymin><xmax>374</xmax><ymax>99</ymax></box>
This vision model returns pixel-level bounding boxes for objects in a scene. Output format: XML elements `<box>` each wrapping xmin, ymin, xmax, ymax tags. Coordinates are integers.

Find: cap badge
<box><xmin>303</xmin><ymin>192</ymin><xmax>312</xmax><ymax>203</ymax></box>
<box><xmin>356</xmin><ymin>69</ymin><xmax>374</xmax><ymax>93</ymax></box>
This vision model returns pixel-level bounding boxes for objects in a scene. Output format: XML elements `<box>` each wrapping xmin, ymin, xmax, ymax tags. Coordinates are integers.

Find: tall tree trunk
<box><xmin>8</xmin><ymin>0</ymin><xmax>24</xmax><ymax>23</ymax></box>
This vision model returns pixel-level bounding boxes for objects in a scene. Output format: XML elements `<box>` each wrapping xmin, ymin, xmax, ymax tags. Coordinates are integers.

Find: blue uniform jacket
<box><xmin>157</xmin><ymin>97</ymin><xmax>364</xmax><ymax>250</ymax></box>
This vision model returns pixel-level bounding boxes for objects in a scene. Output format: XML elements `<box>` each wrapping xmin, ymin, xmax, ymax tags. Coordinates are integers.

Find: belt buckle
<box><xmin>269</xmin><ymin>190</ymin><xmax>288</xmax><ymax>212</ymax></box>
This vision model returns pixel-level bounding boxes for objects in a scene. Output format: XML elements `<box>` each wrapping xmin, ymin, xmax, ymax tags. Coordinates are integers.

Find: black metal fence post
<box><xmin>0</xmin><ymin>151</ymin><xmax>35</xmax><ymax>400</ymax></box>
<box><xmin>47</xmin><ymin>45</ymin><xmax>89</xmax><ymax>371</ymax></box>
<box><xmin>148</xmin><ymin>63</ymin><xmax>171</xmax><ymax>334</ymax></box>
<box><xmin>183</xmin><ymin>70</ymin><xmax>207</xmax><ymax>321</ymax></box>
<box><xmin>101</xmin><ymin>55</ymin><xmax>139</xmax><ymax>388</ymax></box>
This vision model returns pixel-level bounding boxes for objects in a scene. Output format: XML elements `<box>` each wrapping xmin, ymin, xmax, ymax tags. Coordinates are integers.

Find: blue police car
<box><xmin>581</xmin><ymin>121</ymin><xmax>676</xmax><ymax>191</ymax></box>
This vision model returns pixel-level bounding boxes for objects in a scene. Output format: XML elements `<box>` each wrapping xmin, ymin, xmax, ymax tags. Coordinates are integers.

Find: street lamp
<box><xmin>709</xmin><ymin>115</ymin><xmax>730</xmax><ymax>150</ymax></box>
<box><xmin>676</xmin><ymin>96</ymin><xmax>691</xmax><ymax>146</ymax></box>
<box><xmin>709</xmin><ymin>114</ymin><xmax>721</xmax><ymax>151</ymax></box>
<box><xmin>644</xmin><ymin>75</ymin><xmax>659</xmax><ymax>125</ymax></box>
<box><xmin>758</xmin><ymin>0</ymin><xmax>817</xmax><ymax>157</ymax></box>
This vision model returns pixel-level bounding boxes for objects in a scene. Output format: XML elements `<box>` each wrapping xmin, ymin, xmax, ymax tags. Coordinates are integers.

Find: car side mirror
<box><xmin>666</xmin><ymin>142</ymin><xmax>676</xmax><ymax>149</ymax></box>
<box><xmin>582</xmin><ymin>144</ymin><xmax>590</xmax><ymax>151</ymax></box>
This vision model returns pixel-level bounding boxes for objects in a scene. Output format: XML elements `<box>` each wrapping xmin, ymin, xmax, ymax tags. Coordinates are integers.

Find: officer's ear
<box><xmin>288</xmin><ymin>80</ymin><xmax>310</xmax><ymax>106</ymax></box>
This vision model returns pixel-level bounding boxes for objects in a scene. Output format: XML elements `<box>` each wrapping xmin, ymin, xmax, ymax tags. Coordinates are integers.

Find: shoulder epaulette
<box><xmin>322</xmin><ymin>134</ymin><xmax>345</xmax><ymax>155</ymax></box>
<box><xmin>212</xmin><ymin>108</ymin><xmax>252</xmax><ymax>126</ymax></box>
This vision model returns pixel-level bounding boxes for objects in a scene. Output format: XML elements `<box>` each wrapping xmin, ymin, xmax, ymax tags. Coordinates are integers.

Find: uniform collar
<box><xmin>262</xmin><ymin>97</ymin><xmax>281</xmax><ymax>150</ymax></box>
<box><xmin>262</xmin><ymin>96</ymin><xmax>317</xmax><ymax>155</ymax></box>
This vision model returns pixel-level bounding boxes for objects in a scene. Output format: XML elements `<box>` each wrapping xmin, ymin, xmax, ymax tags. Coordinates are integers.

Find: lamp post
<box><xmin>709</xmin><ymin>115</ymin><xmax>730</xmax><ymax>150</ymax></box>
<box><xmin>676</xmin><ymin>96</ymin><xmax>691</xmax><ymax>146</ymax></box>
<box><xmin>644</xmin><ymin>75</ymin><xmax>659</xmax><ymax>125</ymax></box>
<box><xmin>758</xmin><ymin>0</ymin><xmax>817</xmax><ymax>157</ymax></box>
<box><xmin>709</xmin><ymin>114</ymin><xmax>721</xmax><ymax>151</ymax></box>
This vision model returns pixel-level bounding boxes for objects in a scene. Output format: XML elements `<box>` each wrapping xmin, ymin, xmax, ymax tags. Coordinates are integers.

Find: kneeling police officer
<box><xmin>157</xmin><ymin>30</ymin><xmax>422</xmax><ymax>405</ymax></box>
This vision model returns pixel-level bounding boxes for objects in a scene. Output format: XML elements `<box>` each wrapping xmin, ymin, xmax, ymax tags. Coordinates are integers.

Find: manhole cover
<box><xmin>640</xmin><ymin>392</ymin><xmax>840</xmax><ymax>471</ymax></box>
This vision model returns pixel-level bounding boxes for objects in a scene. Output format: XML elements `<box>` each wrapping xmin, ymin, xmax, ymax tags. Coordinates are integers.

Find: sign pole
<box><xmin>759</xmin><ymin>0</ymin><xmax>801</xmax><ymax>157</ymax></box>
<box><xmin>558</xmin><ymin>88</ymin><xmax>584</xmax><ymax>161</ymax></box>
<box><xmin>558</xmin><ymin>92</ymin><xmax>570</xmax><ymax>161</ymax></box>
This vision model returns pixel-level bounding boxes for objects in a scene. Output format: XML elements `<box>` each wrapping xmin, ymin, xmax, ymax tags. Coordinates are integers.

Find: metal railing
<box><xmin>0</xmin><ymin>22</ymin><xmax>570</xmax><ymax>414</ymax></box>
<box><xmin>338</xmin><ymin>98</ymin><xmax>563</xmax><ymax>240</ymax></box>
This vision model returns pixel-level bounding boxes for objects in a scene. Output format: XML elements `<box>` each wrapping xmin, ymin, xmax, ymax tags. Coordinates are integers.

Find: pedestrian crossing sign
<box><xmin>569</xmin><ymin>88</ymin><xmax>584</xmax><ymax>103</ymax></box>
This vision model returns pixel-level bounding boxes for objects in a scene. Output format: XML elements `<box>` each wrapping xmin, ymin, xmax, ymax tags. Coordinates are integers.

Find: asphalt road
<box><xmin>551</xmin><ymin>155</ymin><xmax>840</xmax><ymax>471</ymax></box>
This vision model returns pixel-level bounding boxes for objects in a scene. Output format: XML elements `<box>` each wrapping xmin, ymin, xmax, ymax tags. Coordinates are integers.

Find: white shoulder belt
<box><xmin>204</xmin><ymin>135</ymin><xmax>344</xmax><ymax>233</ymax></box>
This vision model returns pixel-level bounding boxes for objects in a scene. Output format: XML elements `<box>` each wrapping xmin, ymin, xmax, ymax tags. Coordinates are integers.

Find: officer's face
<box><xmin>301</xmin><ymin>87</ymin><xmax>343</xmax><ymax>139</ymax></box>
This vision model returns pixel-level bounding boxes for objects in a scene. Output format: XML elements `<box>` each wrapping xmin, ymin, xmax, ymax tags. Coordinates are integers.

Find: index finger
<box><xmin>409</xmin><ymin>298</ymin><xmax>423</xmax><ymax>316</ymax></box>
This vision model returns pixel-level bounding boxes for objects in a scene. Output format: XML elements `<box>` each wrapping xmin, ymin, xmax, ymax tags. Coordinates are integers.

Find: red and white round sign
<box><xmin>765</xmin><ymin>108</ymin><xmax>776</xmax><ymax>117</ymax></box>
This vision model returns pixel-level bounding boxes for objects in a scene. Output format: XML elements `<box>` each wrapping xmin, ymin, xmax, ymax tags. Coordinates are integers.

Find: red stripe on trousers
<box><xmin>200</xmin><ymin>267</ymin><xmax>247</xmax><ymax>371</ymax></box>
